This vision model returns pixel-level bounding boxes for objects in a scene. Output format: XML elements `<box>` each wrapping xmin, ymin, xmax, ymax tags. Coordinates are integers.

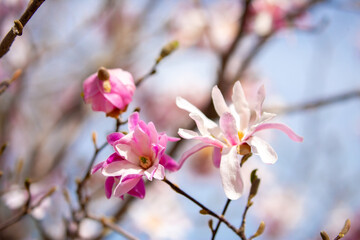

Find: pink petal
<box><xmin>211</xmin><ymin>85</ymin><xmax>229</xmax><ymax>116</ymax></box>
<box><xmin>177</xmin><ymin>143</ymin><xmax>213</xmax><ymax>170</ymax></box>
<box><xmin>127</xmin><ymin>178</ymin><xmax>145</xmax><ymax>199</ymax></box>
<box><xmin>83</xmin><ymin>74</ymin><xmax>99</xmax><ymax>99</ymax></box>
<box><xmin>91</xmin><ymin>161</ymin><xmax>104</xmax><ymax>174</ymax></box>
<box><xmin>213</xmin><ymin>147</ymin><xmax>221</xmax><ymax>168</ymax></box>
<box><xmin>219</xmin><ymin>146</ymin><xmax>243</xmax><ymax>200</ymax></box>
<box><xmin>160</xmin><ymin>154</ymin><xmax>179</xmax><ymax>172</ymax></box>
<box><xmin>247</xmin><ymin>136</ymin><xmax>278</xmax><ymax>164</ymax></box>
<box><xmin>114</xmin><ymin>133</ymin><xmax>139</xmax><ymax>164</ymax></box>
<box><xmin>88</xmin><ymin>92</ymin><xmax>116</xmax><ymax>113</ymax></box>
<box><xmin>167</xmin><ymin>136</ymin><xmax>180</xmax><ymax>142</ymax></box>
<box><xmin>105</xmin><ymin>177</ymin><xmax>115</xmax><ymax>199</ymax></box>
<box><xmin>133</xmin><ymin>125</ymin><xmax>152</xmax><ymax>157</ymax></box>
<box><xmin>249</xmin><ymin>122</ymin><xmax>303</xmax><ymax>142</ymax></box>
<box><xmin>128</xmin><ymin>112</ymin><xmax>140</xmax><ymax>131</ymax></box>
<box><xmin>113</xmin><ymin>175</ymin><xmax>142</xmax><ymax>198</ymax></box>
<box><xmin>107</xmin><ymin>132</ymin><xmax>124</xmax><ymax>146</ymax></box>
<box><xmin>220</xmin><ymin>112</ymin><xmax>240</xmax><ymax>146</ymax></box>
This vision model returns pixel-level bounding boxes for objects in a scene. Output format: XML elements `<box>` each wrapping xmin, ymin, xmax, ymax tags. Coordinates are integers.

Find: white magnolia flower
<box><xmin>176</xmin><ymin>81</ymin><xmax>303</xmax><ymax>200</ymax></box>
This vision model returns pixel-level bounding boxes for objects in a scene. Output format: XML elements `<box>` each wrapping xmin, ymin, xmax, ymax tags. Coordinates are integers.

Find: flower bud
<box><xmin>83</xmin><ymin>68</ymin><xmax>135</xmax><ymax>118</ymax></box>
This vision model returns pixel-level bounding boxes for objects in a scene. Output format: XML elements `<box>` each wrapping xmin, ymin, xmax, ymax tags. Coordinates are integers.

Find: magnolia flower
<box><xmin>92</xmin><ymin>112</ymin><xmax>179</xmax><ymax>199</ymax></box>
<box><xmin>176</xmin><ymin>81</ymin><xmax>303</xmax><ymax>200</ymax></box>
<box><xmin>83</xmin><ymin>67</ymin><xmax>135</xmax><ymax>118</ymax></box>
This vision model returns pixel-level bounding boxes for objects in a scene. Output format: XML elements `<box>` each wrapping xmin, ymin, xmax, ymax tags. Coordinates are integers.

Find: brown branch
<box><xmin>211</xmin><ymin>199</ymin><xmax>231</xmax><ymax>240</ymax></box>
<box><xmin>86</xmin><ymin>213</ymin><xmax>138</xmax><ymax>240</ymax></box>
<box><xmin>0</xmin><ymin>0</ymin><xmax>47</xmax><ymax>58</ymax></box>
<box><xmin>0</xmin><ymin>181</ymin><xmax>56</xmax><ymax>231</ymax></box>
<box><xmin>267</xmin><ymin>90</ymin><xmax>360</xmax><ymax>115</ymax></box>
<box><xmin>162</xmin><ymin>178</ymin><xmax>241</xmax><ymax>238</ymax></box>
<box><xmin>216</xmin><ymin>0</ymin><xmax>254</xmax><ymax>96</ymax></box>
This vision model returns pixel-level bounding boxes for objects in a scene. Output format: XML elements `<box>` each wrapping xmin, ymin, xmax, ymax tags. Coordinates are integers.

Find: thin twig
<box><xmin>0</xmin><ymin>0</ymin><xmax>47</xmax><ymax>58</ymax></box>
<box><xmin>162</xmin><ymin>178</ymin><xmax>241</xmax><ymax>237</ymax></box>
<box><xmin>76</xmin><ymin>118</ymin><xmax>121</xmax><ymax>211</ymax></box>
<box><xmin>0</xmin><ymin>69</ymin><xmax>22</xmax><ymax>95</ymax></box>
<box><xmin>86</xmin><ymin>213</ymin><xmax>138</xmax><ymax>240</ymax></box>
<box><xmin>239</xmin><ymin>201</ymin><xmax>251</xmax><ymax>240</ymax></box>
<box><xmin>211</xmin><ymin>199</ymin><xmax>231</xmax><ymax>240</ymax></box>
<box><xmin>135</xmin><ymin>40</ymin><xmax>179</xmax><ymax>87</ymax></box>
<box><xmin>0</xmin><ymin>184</ymin><xmax>56</xmax><ymax>231</ymax></box>
<box><xmin>268</xmin><ymin>90</ymin><xmax>360</xmax><ymax>115</ymax></box>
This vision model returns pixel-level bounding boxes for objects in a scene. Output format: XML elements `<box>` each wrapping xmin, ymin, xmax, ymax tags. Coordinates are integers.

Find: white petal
<box><xmin>248</xmin><ymin>136</ymin><xmax>278</xmax><ymax>164</ymax></box>
<box><xmin>189</xmin><ymin>112</ymin><xmax>210</xmax><ymax>136</ymax></box>
<box><xmin>152</xmin><ymin>165</ymin><xmax>165</xmax><ymax>180</ymax></box>
<box><xmin>211</xmin><ymin>86</ymin><xmax>229</xmax><ymax>116</ymax></box>
<box><xmin>176</xmin><ymin>96</ymin><xmax>218</xmax><ymax>129</ymax></box>
<box><xmin>232</xmin><ymin>81</ymin><xmax>250</xmax><ymax>130</ymax></box>
<box><xmin>178</xmin><ymin>128</ymin><xmax>200</xmax><ymax>139</ymax></box>
<box><xmin>102</xmin><ymin>161</ymin><xmax>143</xmax><ymax>178</ymax></box>
<box><xmin>219</xmin><ymin>146</ymin><xmax>243</xmax><ymax>200</ymax></box>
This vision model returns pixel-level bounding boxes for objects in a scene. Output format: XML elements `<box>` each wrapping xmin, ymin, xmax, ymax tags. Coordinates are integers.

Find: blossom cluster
<box><xmin>83</xmin><ymin>67</ymin><xmax>302</xmax><ymax>200</ymax></box>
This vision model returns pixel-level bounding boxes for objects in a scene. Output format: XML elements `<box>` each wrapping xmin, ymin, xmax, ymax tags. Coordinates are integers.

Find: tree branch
<box><xmin>162</xmin><ymin>178</ymin><xmax>241</xmax><ymax>238</ymax></box>
<box><xmin>0</xmin><ymin>0</ymin><xmax>47</xmax><ymax>58</ymax></box>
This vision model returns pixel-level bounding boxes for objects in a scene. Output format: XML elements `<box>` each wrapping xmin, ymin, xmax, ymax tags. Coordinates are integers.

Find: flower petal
<box><xmin>91</xmin><ymin>161</ymin><xmax>104</xmax><ymax>174</ymax></box>
<box><xmin>213</xmin><ymin>147</ymin><xmax>221</xmax><ymax>168</ymax></box>
<box><xmin>177</xmin><ymin>143</ymin><xmax>213</xmax><ymax>169</ymax></box>
<box><xmin>102</xmin><ymin>161</ymin><xmax>143</xmax><ymax>178</ymax></box>
<box><xmin>178</xmin><ymin>129</ymin><xmax>224</xmax><ymax>148</ymax></box>
<box><xmin>152</xmin><ymin>165</ymin><xmax>165</xmax><ymax>180</ymax></box>
<box><xmin>212</xmin><ymin>85</ymin><xmax>229</xmax><ymax>116</ymax></box>
<box><xmin>248</xmin><ymin>136</ymin><xmax>278</xmax><ymax>164</ymax></box>
<box><xmin>127</xmin><ymin>178</ymin><xmax>145</xmax><ymax>199</ymax></box>
<box><xmin>114</xmin><ymin>133</ymin><xmax>139</xmax><ymax>164</ymax></box>
<box><xmin>113</xmin><ymin>175</ymin><xmax>142</xmax><ymax>198</ymax></box>
<box><xmin>105</xmin><ymin>177</ymin><xmax>115</xmax><ymax>199</ymax></box>
<box><xmin>232</xmin><ymin>81</ymin><xmax>250</xmax><ymax>130</ymax></box>
<box><xmin>250</xmin><ymin>123</ymin><xmax>303</xmax><ymax>142</ymax></box>
<box><xmin>128</xmin><ymin>112</ymin><xmax>140</xmax><ymax>131</ymax></box>
<box><xmin>220</xmin><ymin>112</ymin><xmax>240</xmax><ymax>146</ymax></box>
<box><xmin>219</xmin><ymin>146</ymin><xmax>243</xmax><ymax>200</ymax></box>
<box><xmin>176</xmin><ymin>97</ymin><xmax>218</xmax><ymax>129</ymax></box>
<box><xmin>107</xmin><ymin>132</ymin><xmax>124</xmax><ymax>146</ymax></box>
<box><xmin>160</xmin><ymin>154</ymin><xmax>179</xmax><ymax>172</ymax></box>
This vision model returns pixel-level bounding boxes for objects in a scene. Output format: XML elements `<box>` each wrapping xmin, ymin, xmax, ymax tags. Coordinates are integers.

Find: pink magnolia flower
<box><xmin>176</xmin><ymin>81</ymin><xmax>303</xmax><ymax>200</ymax></box>
<box><xmin>92</xmin><ymin>112</ymin><xmax>179</xmax><ymax>199</ymax></box>
<box><xmin>83</xmin><ymin>67</ymin><xmax>135</xmax><ymax>118</ymax></box>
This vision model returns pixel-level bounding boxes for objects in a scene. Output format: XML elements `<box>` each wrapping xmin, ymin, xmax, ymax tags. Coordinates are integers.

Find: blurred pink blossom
<box><xmin>92</xmin><ymin>112</ymin><xmax>179</xmax><ymax>199</ymax></box>
<box><xmin>176</xmin><ymin>81</ymin><xmax>303</xmax><ymax>200</ymax></box>
<box><xmin>248</xmin><ymin>0</ymin><xmax>306</xmax><ymax>36</ymax></box>
<box><xmin>83</xmin><ymin>67</ymin><xmax>135</xmax><ymax>118</ymax></box>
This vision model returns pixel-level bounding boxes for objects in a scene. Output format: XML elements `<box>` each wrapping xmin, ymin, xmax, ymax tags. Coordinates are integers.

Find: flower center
<box><xmin>139</xmin><ymin>156</ymin><xmax>152</xmax><ymax>169</ymax></box>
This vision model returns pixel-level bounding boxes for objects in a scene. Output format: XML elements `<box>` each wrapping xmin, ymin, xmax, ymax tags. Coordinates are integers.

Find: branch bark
<box><xmin>0</xmin><ymin>0</ymin><xmax>46</xmax><ymax>58</ymax></box>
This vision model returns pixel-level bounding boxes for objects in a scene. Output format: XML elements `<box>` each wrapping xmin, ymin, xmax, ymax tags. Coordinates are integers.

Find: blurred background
<box><xmin>0</xmin><ymin>0</ymin><xmax>360</xmax><ymax>239</ymax></box>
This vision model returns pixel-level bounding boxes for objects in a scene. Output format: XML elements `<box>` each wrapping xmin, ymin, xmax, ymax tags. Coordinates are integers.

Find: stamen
<box><xmin>238</xmin><ymin>131</ymin><xmax>244</xmax><ymax>141</ymax></box>
<box><xmin>139</xmin><ymin>156</ymin><xmax>152</xmax><ymax>169</ymax></box>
